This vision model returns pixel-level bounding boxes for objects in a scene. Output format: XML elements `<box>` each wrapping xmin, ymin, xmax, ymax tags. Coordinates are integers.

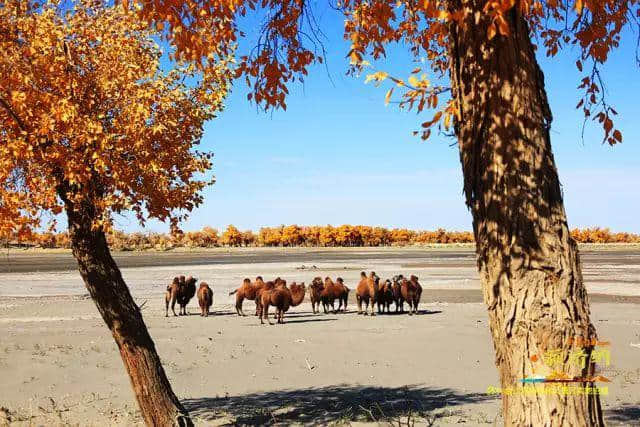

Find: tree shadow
<box><xmin>605</xmin><ymin>405</ymin><xmax>640</xmax><ymax>424</ymax></box>
<box><xmin>183</xmin><ymin>384</ymin><xmax>497</xmax><ymax>425</ymax></box>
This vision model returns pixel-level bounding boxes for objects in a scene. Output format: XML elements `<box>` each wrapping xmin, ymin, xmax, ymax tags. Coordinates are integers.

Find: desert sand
<box><xmin>0</xmin><ymin>247</ymin><xmax>639</xmax><ymax>426</ymax></box>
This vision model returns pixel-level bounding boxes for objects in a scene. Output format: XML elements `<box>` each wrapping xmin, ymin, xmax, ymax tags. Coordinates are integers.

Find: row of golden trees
<box><xmin>16</xmin><ymin>225</ymin><xmax>640</xmax><ymax>250</ymax></box>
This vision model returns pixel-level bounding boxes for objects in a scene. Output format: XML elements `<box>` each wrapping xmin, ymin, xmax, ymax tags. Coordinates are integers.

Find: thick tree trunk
<box><xmin>447</xmin><ymin>2</ymin><xmax>605</xmax><ymax>425</ymax></box>
<box><xmin>59</xmin><ymin>187</ymin><xmax>192</xmax><ymax>427</ymax></box>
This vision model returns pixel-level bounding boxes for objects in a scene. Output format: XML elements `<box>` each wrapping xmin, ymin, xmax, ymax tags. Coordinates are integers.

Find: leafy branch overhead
<box><xmin>130</xmin><ymin>0</ymin><xmax>637</xmax><ymax>144</ymax></box>
<box><xmin>0</xmin><ymin>1</ymin><xmax>232</xmax><ymax>239</ymax></box>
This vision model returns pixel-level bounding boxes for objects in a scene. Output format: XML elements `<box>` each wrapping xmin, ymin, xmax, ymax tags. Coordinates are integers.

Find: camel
<box><xmin>335</xmin><ymin>277</ymin><xmax>350</xmax><ymax>312</ymax></box>
<box><xmin>165</xmin><ymin>277</ymin><xmax>180</xmax><ymax>317</ymax></box>
<box><xmin>309</xmin><ymin>277</ymin><xmax>324</xmax><ymax>314</ymax></box>
<box><xmin>318</xmin><ymin>277</ymin><xmax>350</xmax><ymax>313</ymax></box>
<box><xmin>255</xmin><ymin>278</ymin><xmax>282</xmax><ymax>316</ymax></box>
<box><xmin>260</xmin><ymin>281</ymin><xmax>306</xmax><ymax>324</ymax></box>
<box><xmin>356</xmin><ymin>271</ymin><xmax>379</xmax><ymax>315</ymax></box>
<box><xmin>288</xmin><ymin>281</ymin><xmax>307</xmax><ymax>308</ymax></box>
<box><xmin>392</xmin><ymin>275</ymin><xmax>405</xmax><ymax>313</ymax></box>
<box><xmin>165</xmin><ymin>275</ymin><xmax>198</xmax><ymax>316</ymax></box>
<box><xmin>229</xmin><ymin>276</ymin><xmax>268</xmax><ymax>316</ymax></box>
<box><xmin>401</xmin><ymin>275</ymin><xmax>422</xmax><ymax>315</ymax></box>
<box><xmin>197</xmin><ymin>282</ymin><xmax>213</xmax><ymax>317</ymax></box>
<box><xmin>377</xmin><ymin>279</ymin><xmax>394</xmax><ymax>314</ymax></box>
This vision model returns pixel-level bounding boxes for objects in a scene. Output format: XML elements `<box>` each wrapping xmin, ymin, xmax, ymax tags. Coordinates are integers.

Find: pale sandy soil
<box><xmin>0</xmin><ymin>248</ymin><xmax>639</xmax><ymax>426</ymax></box>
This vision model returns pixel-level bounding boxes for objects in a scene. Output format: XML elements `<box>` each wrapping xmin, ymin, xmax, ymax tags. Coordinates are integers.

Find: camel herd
<box><xmin>163</xmin><ymin>271</ymin><xmax>423</xmax><ymax>324</ymax></box>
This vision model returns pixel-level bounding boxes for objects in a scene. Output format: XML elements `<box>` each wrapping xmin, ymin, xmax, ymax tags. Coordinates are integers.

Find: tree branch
<box><xmin>0</xmin><ymin>96</ymin><xmax>26</xmax><ymax>131</ymax></box>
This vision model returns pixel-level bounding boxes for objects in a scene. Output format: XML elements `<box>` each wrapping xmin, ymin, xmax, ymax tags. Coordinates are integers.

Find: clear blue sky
<box><xmin>123</xmin><ymin>8</ymin><xmax>640</xmax><ymax>234</ymax></box>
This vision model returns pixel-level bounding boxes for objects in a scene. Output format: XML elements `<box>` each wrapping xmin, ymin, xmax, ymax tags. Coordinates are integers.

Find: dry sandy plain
<box><xmin>0</xmin><ymin>246</ymin><xmax>639</xmax><ymax>426</ymax></box>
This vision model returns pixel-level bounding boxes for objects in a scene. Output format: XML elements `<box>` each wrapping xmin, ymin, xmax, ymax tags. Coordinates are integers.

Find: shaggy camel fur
<box><xmin>392</xmin><ymin>275</ymin><xmax>405</xmax><ymax>313</ymax></box>
<box><xmin>356</xmin><ymin>271</ymin><xmax>379</xmax><ymax>315</ymax></box>
<box><xmin>260</xmin><ymin>281</ymin><xmax>306</xmax><ymax>324</ymax></box>
<box><xmin>401</xmin><ymin>275</ymin><xmax>422</xmax><ymax>315</ymax></box>
<box><xmin>310</xmin><ymin>277</ymin><xmax>324</xmax><ymax>314</ymax></box>
<box><xmin>165</xmin><ymin>275</ymin><xmax>198</xmax><ymax>316</ymax></box>
<box><xmin>377</xmin><ymin>279</ymin><xmax>394</xmax><ymax>314</ymax></box>
<box><xmin>197</xmin><ymin>282</ymin><xmax>213</xmax><ymax>317</ymax></box>
<box><xmin>229</xmin><ymin>276</ymin><xmax>267</xmax><ymax>316</ymax></box>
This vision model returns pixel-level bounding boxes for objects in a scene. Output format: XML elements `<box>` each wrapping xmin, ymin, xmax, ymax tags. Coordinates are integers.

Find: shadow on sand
<box><xmin>606</xmin><ymin>405</ymin><xmax>640</xmax><ymax>425</ymax></box>
<box><xmin>183</xmin><ymin>384</ymin><xmax>496</xmax><ymax>426</ymax></box>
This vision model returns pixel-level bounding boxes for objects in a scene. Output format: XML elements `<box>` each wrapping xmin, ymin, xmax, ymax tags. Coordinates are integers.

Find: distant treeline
<box><xmin>7</xmin><ymin>225</ymin><xmax>640</xmax><ymax>250</ymax></box>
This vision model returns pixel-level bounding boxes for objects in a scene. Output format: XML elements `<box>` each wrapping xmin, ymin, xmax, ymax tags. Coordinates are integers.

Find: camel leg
<box><xmin>165</xmin><ymin>297</ymin><xmax>169</xmax><ymax>317</ymax></box>
<box><xmin>235</xmin><ymin>293</ymin><xmax>244</xmax><ymax>316</ymax></box>
<box><xmin>171</xmin><ymin>297</ymin><xmax>177</xmax><ymax>317</ymax></box>
<box><xmin>331</xmin><ymin>301</ymin><xmax>336</xmax><ymax>314</ymax></box>
<box><xmin>363</xmin><ymin>299</ymin><xmax>368</xmax><ymax>316</ymax></box>
<box><xmin>370</xmin><ymin>299</ymin><xmax>376</xmax><ymax>316</ymax></box>
<box><xmin>356</xmin><ymin>296</ymin><xmax>362</xmax><ymax>314</ymax></box>
<box><xmin>265</xmin><ymin>304</ymin><xmax>273</xmax><ymax>325</ymax></box>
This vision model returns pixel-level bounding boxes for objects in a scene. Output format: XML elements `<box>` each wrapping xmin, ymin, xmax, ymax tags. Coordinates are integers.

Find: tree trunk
<box><xmin>59</xmin><ymin>186</ymin><xmax>192</xmax><ymax>427</ymax></box>
<box><xmin>447</xmin><ymin>2</ymin><xmax>605</xmax><ymax>425</ymax></box>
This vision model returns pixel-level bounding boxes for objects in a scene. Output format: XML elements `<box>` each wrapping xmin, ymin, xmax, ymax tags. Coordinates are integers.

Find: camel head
<box><xmin>410</xmin><ymin>275</ymin><xmax>419</xmax><ymax>282</ymax></box>
<box><xmin>172</xmin><ymin>277</ymin><xmax>180</xmax><ymax>285</ymax></box>
<box><xmin>310</xmin><ymin>277</ymin><xmax>324</xmax><ymax>293</ymax></box>
<box><xmin>370</xmin><ymin>271</ymin><xmax>380</xmax><ymax>283</ymax></box>
<box><xmin>179</xmin><ymin>275</ymin><xmax>186</xmax><ymax>284</ymax></box>
<box><xmin>186</xmin><ymin>276</ymin><xmax>198</xmax><ymax>286</ymax></box>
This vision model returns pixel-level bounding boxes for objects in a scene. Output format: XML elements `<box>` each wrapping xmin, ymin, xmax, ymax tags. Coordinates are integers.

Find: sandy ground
<box><xmin>0</xmin><ymin>247</ymin><xmax>639</xmax><ymax>426</ymax></box>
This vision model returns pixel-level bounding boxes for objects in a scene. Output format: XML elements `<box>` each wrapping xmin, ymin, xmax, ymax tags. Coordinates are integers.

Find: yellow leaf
<box><xmin>385</xmin><ymin>87</ymin><xmax>393</xmax><ymax>105</ymax></box>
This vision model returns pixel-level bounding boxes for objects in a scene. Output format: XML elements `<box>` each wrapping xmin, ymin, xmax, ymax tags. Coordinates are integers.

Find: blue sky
<box><xmin>122</xmin><ymin>8</ymin><xmax>640</xmax><ymax>234</ymax></box>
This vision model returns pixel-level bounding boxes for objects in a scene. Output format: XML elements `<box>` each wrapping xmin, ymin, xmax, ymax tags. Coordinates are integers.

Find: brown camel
<box><xmin>164</xmin><ymin>276</ymin><xmax>180</xmax><ymax>317</ymax></box>
<box><xmin>335</xmin><ymin>277</ymin><xmax>350</xmax><ymax>312</ymax></box>
<box><xmin>229</xmin><ymin>276</ymin><xmax>267</xmax><ymax>316</ymax></box>
<box><xmin>319</xmin><ymin>277</ymin><xmax>350</xmax><ymax>313</ymax></box>
<box><xmin>392</xmin><ymin>274</ymin><xmax>405</xmax><ymax>313</ymax></box>
<box><xmin>256</xmin><ymin>278</ymin><xmax>282</xmax><ymax>316</ymax></box>
<box><xmin>309</xmin><ymin>277</ymin><xmax>324</xmax><ymax>314</ymax></box>
<box><xmin>260</xmin><ymin>281</ymin><xmax>305</xmax><ymax>324</ymax></box>
<box><xmin>197</xmin><ymin>282</ymin><xmax>213</xmax><ymax>317</ymax></box>
<box><xmin>400</xmin><ymin>275</ymin><xmax>422</xmax><ymax>315</ymax></box>
<box><xmin>356</xmin><ymin>271</ymin><xmax>379</xmax><ymax>315</ymax></box>
<box><xmin>260</xmin><ymin>287</ymin><xmax>290</xmax><ymax>324</ymax></box>
<box><xmin>165</xmin><ymin>275</ymin><xmax>198</xmax><ymax>316</ymax></box>
<box><xmin>288</xmin><ymin>281</ymin><xmax>307</xmax><ymax>307</ymax></box>
<box><xmin>377</xmin><ymin>279</ymin><xmax>394</xmax><ymax>314</ymax></box>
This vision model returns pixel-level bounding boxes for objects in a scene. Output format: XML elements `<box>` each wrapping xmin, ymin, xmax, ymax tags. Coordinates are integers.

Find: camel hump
<box><xmin>360</xmin><ymin>271</ymin><xmax>366</xmax><ymax>278</ymax></box>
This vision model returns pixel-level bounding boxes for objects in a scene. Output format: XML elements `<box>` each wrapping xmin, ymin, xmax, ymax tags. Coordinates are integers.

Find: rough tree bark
<box><xmin>58</xmin><ymin>183</ymin><xmax>192</xmax><ymax>427</ymax></box>
<box><xmin>447</xmin><ymin>1</ymin><xmax>605</xmax><ymax>425</ymax></box>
